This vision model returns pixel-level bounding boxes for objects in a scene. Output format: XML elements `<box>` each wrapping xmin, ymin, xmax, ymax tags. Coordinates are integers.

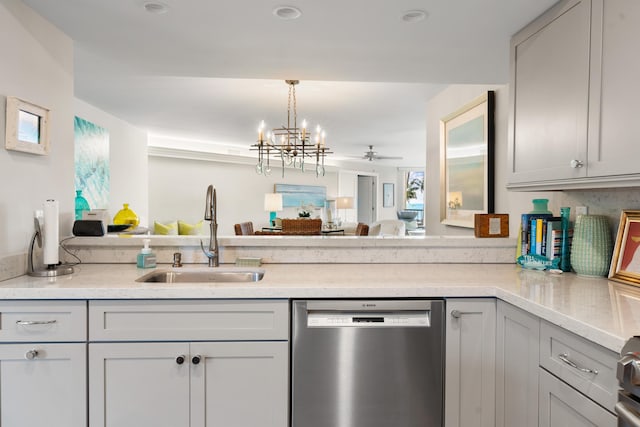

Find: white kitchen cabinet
<box><xmin>496</xmin><ymin>300</ymin><xmax>540</xmax><ymax>427</ymax></box>
<box><xmin>539</xmin><ymin>369</ymin><xmax>616</xmax><ymax>427</ymax></box>
<box><xmin>0</xmin><ymin>343</ymin><xmax>87</xmax><ymax>427</ymax></box>
<box><xmin>88</xmin><ymin>300</ymin><xmax>289</xmax><ymax>427</ymax></box>
<box><xmin>587</xmin><ymin>0</ymin><xmax>640</xmax><ymax>178</ymax></box>
<box><xmin>508</xmin><ymin>0</ymin><xmax>591</xmax><ymax>187</ymax></box>
<box><xmin>508</xmin><ymin>0</ymin><xmax>640</xmax><ymax>190</ymax></box>
<box><xmin>445</xmin><ymin>298</ymin><xmax>496</xmax><ymax>427</ymax></box>
<box><xmin>0</xmin><ymin>301</ymin><xmax>87</xmax><ymax>427</ymax></box>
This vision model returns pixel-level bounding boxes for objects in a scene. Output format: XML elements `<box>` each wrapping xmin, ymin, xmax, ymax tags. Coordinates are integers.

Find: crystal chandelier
<box><xmin>252</xmin><ymin>80</ymin><xmax>331</xmax><ymax>177</ymax></box>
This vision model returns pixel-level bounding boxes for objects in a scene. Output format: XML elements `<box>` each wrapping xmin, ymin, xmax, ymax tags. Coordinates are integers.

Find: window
<box><xmin>404</xmin><ymin>170</ymin><xmax>424</xmax><ymax>224</ymax></box>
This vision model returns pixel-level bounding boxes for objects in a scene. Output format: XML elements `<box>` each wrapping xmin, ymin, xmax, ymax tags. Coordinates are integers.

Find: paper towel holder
<box><xmin>28</xmin><ymin>217</ymin><xmax>73</xmax><ymax>277</ymax></box>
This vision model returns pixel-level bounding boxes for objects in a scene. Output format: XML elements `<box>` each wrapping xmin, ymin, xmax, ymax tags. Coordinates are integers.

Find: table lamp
<box><xmin>336</xmin><ymin>196</ymin><xmax>354</xmax><ymax>224</ymax></box>
<box><xmin>264</xmin><ymin>193</ymin><xmax>283</xmax><ymax>226</ymax></box>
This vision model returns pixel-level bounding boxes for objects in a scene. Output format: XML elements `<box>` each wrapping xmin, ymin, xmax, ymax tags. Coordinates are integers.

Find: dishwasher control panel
<box><xmin>307</xmin><ymin>311</ymin><xmax>430</xmax><ymax>327</ymax></box>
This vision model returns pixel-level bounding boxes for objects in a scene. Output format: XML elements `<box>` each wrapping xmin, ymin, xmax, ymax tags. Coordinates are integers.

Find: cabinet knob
<box><xmin>176</xmin><ymin>355</ymin><xmax>185</xmax><ymax>365</ymax></box>
<box><xmin>451</xmin><ymin>310</ymin><xmax>462</xmax><ymax>319</ymax></box>
<box><xmin>25</xmin><ymin>349</ymin><xmax>39</xmax><ymax>360</ymax></box>
<box><xmin>192</xmin><ymin>355</ymin><xmax>202</xmax><ymax>365</ymax></box>
<box><xmin>570</xmin><ymin>159</ymin><xmax>584</xmax><ymax>169</ymax></box>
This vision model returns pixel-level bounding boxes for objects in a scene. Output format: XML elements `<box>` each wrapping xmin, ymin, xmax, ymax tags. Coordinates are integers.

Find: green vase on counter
<box><xmin>75</xmin><ymin>190</ymin><xmax>90</xmax><ymax>220</ymax></box>
<box><xmin>570</xmin><ymin>215</ymin><xmax>613</xmax><ymax>277</ymax></box>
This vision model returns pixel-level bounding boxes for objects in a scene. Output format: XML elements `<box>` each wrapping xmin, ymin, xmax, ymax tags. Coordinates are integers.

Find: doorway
<box><xmin>357</xmin><ymin>175</ymin><xmax>376</xmax><ymax>224</ymax></box>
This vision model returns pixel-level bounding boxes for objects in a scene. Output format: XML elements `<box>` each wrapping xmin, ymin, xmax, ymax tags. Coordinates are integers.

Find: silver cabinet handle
<box><xmin>558</xmin><ymin>353</ymin><xmax>598</xmax><ymax>375</ymax></box>
<box><xmin>451</xmin><ymin>310</ymin><xmax>462</xmax><ymax>318</ymax></box>
<box><xmin>25</xmin><ymin>349</ymin><xmax>39</xmax><ymax>360</ymax></box>
<box><xmin>16</xmin><ymin>320</ymin><xmax>57</xmax><ymax>326</ymax></box>
<box><xmin>616</xmin><ymin>402</ymin><xmax>640</xmax><ymax>427</ymax></box>
<box><xmin>570</xmin><ymin>159</ymin><xmax>584</xmax><ymax>169</ymax></box>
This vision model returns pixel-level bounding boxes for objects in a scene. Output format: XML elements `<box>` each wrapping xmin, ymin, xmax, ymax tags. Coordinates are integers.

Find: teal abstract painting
<box><xmin>74</xmin><ymin>117</ymin><xmax>110</xmax><ymax>209</ymax></box>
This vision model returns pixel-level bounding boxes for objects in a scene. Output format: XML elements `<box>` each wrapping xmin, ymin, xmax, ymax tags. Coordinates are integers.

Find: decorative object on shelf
<box><xmin>609</xmin><ymin>210</ymin><xmax>640</xmax><ymax>286</ymax></box>
<box><xmin>5</xmin><ymin>96</ymin><xmax>50</xmax><ymax>155</ymax></box>
<box><xmin>530</xmin><ymin>198</ymin><xmax>552</xmax><ymax>215</ymax></box>
<box><xmin>559</xmin><ymin>207</ymin><xmax>572</xmax><ymax>272</ymax></box>
<box><xmin>570</xmin><ymin>214</ymin><xmax>612</xmax><ymax>277</ymax></box>
<box><xmin>74</xmin><ymin>190</ymin><xmax>91</xmax><ymax>220</ymax></box>
<box><xmin>440</xmin><ymin>91</ymin><xmax>495</xmax><ymax>228</ymax></box>
<box><xmin>252</xmin><ymin>80</ymin><xmax>331</xmax><ymax>178</ymax></box>
<box><xmin>112</xmin><ymin>203</ymin><xmax>139</xmax><ymax>229</ymax></box>
<box><xmin>264</xmin><ymin>193</ymin><xmax>283</xmax><ymax>226</ymax></box>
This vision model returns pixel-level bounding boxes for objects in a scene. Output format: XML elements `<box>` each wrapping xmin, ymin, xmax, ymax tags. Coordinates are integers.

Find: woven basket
<box><xmin>281</xmin><ymin>218</ymin><xmax>322</xmax><ymax>235</ymax></box>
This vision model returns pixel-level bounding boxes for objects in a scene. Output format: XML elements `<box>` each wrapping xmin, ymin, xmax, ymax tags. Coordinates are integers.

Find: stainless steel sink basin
<box><xmin>136</xmin><ymin>267</ymin><xmax>264</xmax><ymax>283</ymax></box>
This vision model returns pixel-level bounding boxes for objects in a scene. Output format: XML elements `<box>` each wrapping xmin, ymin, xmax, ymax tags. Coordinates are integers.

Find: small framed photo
<box><xmin>383</xmin><ymin>183</ymin><xmax>394</xmax><ymax>207</ymax></box>
<box><xmin>609</xmin><ymin>210</ymin><xmax>640</xmax><ymax>286</ymax></box>
<box><xmin>5</xmin><ymin>96</ymin><xmax>50</xmax><ymax>155</ymax></box>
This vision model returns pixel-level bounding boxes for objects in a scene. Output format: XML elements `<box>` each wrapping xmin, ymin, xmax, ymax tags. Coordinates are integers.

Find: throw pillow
<box><xmin>178</xmin><ymin>220</ymin><xmax>204</xmax><ymax>235</ymax></box>
<box><xmin>153</xmin><ymin>220</ymin><xmax>178</xmax><ymax>235</ymax></box>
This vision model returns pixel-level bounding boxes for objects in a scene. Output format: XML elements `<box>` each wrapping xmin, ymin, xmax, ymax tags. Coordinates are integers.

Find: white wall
<box><xmin>0</xmin><ymin>0</ymin><xmax>74</xmax><ymax>257</ymax></box>
<box><xmin>148</xmin><ymin>155</ymin><xmax>342</xmax><ymax>235</ymax></box>
<box><xmin>74</xmin><ymin>99</ymin><xmax>149</xmax><ymax>226</ymax></box>
<box><xmin>425</xmin><ymin>84</ymin><xmax>640</xmax><ymax>237</ymax></box>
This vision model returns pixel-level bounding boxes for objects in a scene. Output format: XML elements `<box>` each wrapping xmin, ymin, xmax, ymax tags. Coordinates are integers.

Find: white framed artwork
<box><xmin>5</xmin><ymin>96</ymin><xmax>50</xmax><ymax>155</ymax></box>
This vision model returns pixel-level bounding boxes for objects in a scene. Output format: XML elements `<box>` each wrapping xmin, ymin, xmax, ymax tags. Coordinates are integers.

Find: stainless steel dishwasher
<box><xmin>292</xmin><ymin>299</ymin><xmax>444</xmax><ymax>427</ymax></box>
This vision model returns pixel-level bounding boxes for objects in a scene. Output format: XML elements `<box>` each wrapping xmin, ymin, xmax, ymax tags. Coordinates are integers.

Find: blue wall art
<box><xmin>74</xmin><ymin>116</ymin><xmax>110</xmax><ymax>209</ymax></box>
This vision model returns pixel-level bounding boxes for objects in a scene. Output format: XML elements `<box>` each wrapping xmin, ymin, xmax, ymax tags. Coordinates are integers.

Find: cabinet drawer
<box><xmin>89</xmin><ymin>300</ymin><xmax>289</xmax><ymax>341</ymax></box>
<box><xmin>539</xmin><ymin>368</ymin><xmax>616</xmax><ymax>427</ymax></box>
<box><xmin>0</xmin><ymin>300</ymin><xmax>87</xmax><ymax>342</ymax></box>
<box><xmin>539</xmin><ymin>320</ymin><xmax>618</xmax><ymax>412</ymax></box>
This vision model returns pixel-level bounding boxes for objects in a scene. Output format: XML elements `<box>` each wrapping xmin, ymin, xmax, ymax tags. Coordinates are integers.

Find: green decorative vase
<box><xmin>75</xmin><ymin>190</ymin><xmax>90</xmax><ymax>220</ymax></box>
<box><xmin>570</xmin><ymin>215</ymin><xmax>612</xmax><ymax>277</ymax></box>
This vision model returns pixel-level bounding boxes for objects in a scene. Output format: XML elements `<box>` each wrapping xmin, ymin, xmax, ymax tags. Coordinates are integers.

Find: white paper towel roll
<box><xmin>43</xmin><ymin>199</ymin><xmax>59</xmax><ymax>265</ymax></box>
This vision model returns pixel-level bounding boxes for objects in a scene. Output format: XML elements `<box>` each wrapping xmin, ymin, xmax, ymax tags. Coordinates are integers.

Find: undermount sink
<box><xmin>136</xmin><ymin>267</ymin><xmax>264</xmax><ymax>283</ymax></box>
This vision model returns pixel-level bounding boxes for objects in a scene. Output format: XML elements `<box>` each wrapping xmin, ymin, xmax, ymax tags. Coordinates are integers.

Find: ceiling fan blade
<box><xmin>373</xmin><ymin>155</ymin><xmax>403</xmax><ymax>160</ymax></box>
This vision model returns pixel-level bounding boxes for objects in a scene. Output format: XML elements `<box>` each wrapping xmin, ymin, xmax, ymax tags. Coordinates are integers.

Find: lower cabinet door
<box><xmin>89</xmin><ymin>342</ymin><xmax>191</xmax><ymax>427</ymax></box>
<box><xmin>539</xmin><ymin>369</ymin><xmax>616</xmax><ymax>427</ymax></box>
<box><xmin>0</xmin><ymin>343</ymin><xmax>86</xmax><ymax>427</ymax></box>
<box><xmin>445</xmin><ymin>298</ymin><xmax>496</xmax><ymax>427</ymax></box>
<box><xmin>190</xmin><ymin>341</ymin><xmax>289</xmax><ymax>427</ymax></box>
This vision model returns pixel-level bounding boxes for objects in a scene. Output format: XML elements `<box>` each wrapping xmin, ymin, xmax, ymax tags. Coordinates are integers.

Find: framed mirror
<box><xmin>440</xmin><ymin>91</ymin><xmax>495</xmax><ymax>228</ymax></box>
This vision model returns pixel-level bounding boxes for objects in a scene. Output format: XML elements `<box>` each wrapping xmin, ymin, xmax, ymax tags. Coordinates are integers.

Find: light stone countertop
<box><xmin>0</xmin><ymin>262</ymin><xmax>638</xmax><ymax>353</ymax></box>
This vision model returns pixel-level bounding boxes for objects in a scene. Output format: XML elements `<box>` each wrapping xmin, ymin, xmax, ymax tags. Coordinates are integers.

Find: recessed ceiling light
<box><xmin>273</xmin><ymin>5</ymin><xmax>302</xmax><ymax>20</ymax></box>
<box><xmin>401</xmin><ymin>9</ymin><xmax>428</xmax><ymax>23</ymax></box>
<box><xmin>143</xmin><ymin>2</ymin><xmax>169</xmax><ymax>14</ymax></box>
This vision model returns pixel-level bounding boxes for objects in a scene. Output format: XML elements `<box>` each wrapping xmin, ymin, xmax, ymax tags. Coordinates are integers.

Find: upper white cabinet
<box><xmin>508</xmin><ymin>0</ymin><xmax>640</xmax><ymax>190</ymax></box>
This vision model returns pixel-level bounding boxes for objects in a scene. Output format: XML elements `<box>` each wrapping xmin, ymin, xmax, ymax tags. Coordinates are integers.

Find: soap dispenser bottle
<box><xmin>137</xmin><ymin>239</ymin><xmax>156</xmax><ymax>268</ymax></box>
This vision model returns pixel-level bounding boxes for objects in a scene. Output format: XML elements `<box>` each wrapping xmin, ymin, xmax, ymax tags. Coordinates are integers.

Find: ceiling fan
<box><xmin>360</xmin><ymin>145</ymin><xmax>403</xmax><ymax>162</ymax></box>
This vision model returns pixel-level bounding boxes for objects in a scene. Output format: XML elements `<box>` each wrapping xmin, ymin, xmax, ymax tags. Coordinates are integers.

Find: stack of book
<box><xmin>520</xmin><ymin>214</ymin><xmax>573</xmax><ymax>261</ymax></box>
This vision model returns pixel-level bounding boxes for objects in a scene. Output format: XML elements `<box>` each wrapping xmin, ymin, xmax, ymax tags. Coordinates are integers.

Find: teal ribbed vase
<box><xmin>570</xmin><ymin>215</ymin><xmax>613</xmax><ymax>277</ymax></box>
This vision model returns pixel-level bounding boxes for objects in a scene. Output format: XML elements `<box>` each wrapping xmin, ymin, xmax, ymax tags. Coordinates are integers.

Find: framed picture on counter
<box><xmin>610</xmin><ymin>210</ymin><xmax>640</xmax><ymax>286</ymax></box>
<box><xmin>440</xmin><ymin>91</ymin><xmax>495</xmax><ymax>228</ymax></box>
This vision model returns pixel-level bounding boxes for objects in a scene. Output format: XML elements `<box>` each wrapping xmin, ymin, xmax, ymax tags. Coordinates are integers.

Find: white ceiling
<box><xmin>23</xmin><ymin>0</ymin><xmax>557</xmax><ymax>167</ymax></box>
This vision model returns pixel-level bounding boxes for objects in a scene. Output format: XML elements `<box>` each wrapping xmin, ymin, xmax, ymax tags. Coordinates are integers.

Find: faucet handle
<box><xmin>172</xmin><ymin>252</ymin><xmax>183</xmax><ymax>268</ymax></box>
